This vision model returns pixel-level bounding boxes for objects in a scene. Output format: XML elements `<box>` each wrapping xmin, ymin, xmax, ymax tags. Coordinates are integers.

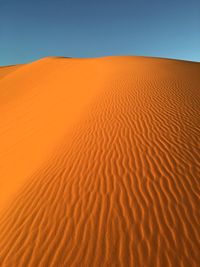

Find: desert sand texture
<box><xmin>0</xmin><ymin>56</ymin><xmax>199</xmax><ymax>267</ymax></box>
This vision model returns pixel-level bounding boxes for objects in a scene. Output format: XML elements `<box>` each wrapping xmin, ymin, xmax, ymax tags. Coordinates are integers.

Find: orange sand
<box><xmin>0</xmin><ymin>56</ymin><xmax>199</xmax><ymax>266</ymax></box>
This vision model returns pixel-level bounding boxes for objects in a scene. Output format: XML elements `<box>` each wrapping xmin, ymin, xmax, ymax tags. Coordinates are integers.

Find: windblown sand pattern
<box><xmin>0</xmin><ymin>56</ymin><xmax>199</xmax><ymax>266</ymax></box>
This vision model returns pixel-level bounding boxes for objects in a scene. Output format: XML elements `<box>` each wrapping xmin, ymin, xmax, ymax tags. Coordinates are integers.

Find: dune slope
<box><xmin>0</xmin><ymin>56</ymin><xmax>199</xmax><ymax>267</ymax></box>
<box><xmin>0</xmin><ymin>65</ymin><xmax>23</xmax><ymax>80</ymax></box>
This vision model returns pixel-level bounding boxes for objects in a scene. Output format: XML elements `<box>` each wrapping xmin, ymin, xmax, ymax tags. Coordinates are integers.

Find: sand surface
<box><xmin>0</xmin><ymin>56</ymin><xmax>199</xmax><ymax>266</ymax></box>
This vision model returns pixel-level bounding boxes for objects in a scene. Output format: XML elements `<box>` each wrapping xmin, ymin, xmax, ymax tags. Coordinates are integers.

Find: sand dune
<box><xmin>0</xmin><ymin>56</ymin><xmax>199</xmax><ymax>266</ymax></box>
<box><xmin>0</xmin><ymin>65</ymin><xmax>23</xmax><ymax>80</ymax></box>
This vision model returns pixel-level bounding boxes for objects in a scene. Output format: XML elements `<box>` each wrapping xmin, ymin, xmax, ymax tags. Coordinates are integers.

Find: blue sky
<box><xmin>0</xmin><ymin>0</ymin><xmax>200</xmax><ymax>65</ymax></box>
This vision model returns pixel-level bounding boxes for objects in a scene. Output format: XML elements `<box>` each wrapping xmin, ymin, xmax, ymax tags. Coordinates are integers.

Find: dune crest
<box><xmin>0</xmin><ymin>56</ymin><xmax>199</xmax><ymax>266</ymax></box>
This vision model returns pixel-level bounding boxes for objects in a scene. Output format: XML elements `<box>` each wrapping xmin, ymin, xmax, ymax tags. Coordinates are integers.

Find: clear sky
<box><xmin>0</xmin><ymin>0</ymin><xmax>200</xmax><ymax>66</ymax></box>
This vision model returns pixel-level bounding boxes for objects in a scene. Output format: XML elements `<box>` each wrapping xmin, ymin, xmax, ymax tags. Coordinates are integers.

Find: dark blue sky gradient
<box><xmin>0</xmin><ymin>0</ymin><xmax>200</xmax><ymax>65</ymax></box>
